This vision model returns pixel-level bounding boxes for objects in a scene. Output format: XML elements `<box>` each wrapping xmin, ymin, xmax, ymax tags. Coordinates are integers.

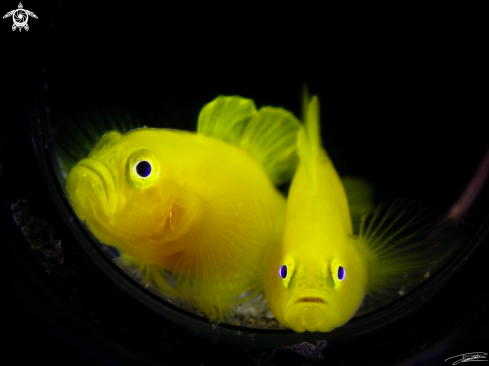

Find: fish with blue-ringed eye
<box><xmin>261</xmin><ymin>91</ymin><xmax>456</xmax><ymax>333</ymax></box>
<box><xmin>64</xmin><ymin>95</ymin><xmax>302</xmax><ymax>322</ymax></box>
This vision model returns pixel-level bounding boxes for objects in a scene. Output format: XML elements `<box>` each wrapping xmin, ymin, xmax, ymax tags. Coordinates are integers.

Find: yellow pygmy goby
<box><xmin>65</xmin><ymin>96</ymin><xmax>301</xmax><ymax>321</ymax></box>
<box><xmin>264</xmin><ymin>93</ymin><xmax>366</xmax><ymax>332</ymax></box>
<box><xmin>263</xmin><ymin>91</ymin><xmax>454</xmax><ymax>332</ymax></box>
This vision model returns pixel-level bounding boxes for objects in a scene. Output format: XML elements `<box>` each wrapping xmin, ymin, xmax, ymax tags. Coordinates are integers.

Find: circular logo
<box><xmin>12</xmin><ymin>9</ymin><xmax>28</xmax><ymax>28</ymax></box>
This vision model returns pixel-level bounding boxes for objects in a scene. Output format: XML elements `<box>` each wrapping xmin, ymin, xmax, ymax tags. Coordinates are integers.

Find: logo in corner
<box><xmin>3</xmin><ymin>3</ymin><xmax>37</xmax><ymax>32</ymax></box>
<box><xmin>445</xmin><ymin>352</ymin><xmax>488</xmax><ymax>365</ymax></box>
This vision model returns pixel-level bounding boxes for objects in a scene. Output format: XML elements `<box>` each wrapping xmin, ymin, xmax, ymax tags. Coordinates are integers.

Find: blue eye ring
<box><xmin>278</xmin><ymin>264</ymin><xmax>288</xmax><ymax>279</ymax></box>
<box><xmin>337</xmin><ymin>266</ymin><xmax>345</xmax><ymax>281</ymax></box>
<box><xmin>134</xmin><ymin>160</ymin><xmax>152</xmax><ymax>178</ymax></box>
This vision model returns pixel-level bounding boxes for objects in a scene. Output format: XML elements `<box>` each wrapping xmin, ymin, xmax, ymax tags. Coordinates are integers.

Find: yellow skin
<box><xmin>66</xmin><ymin>127</ymin><xmax>286</xmax><ymax>319</ymax></box>
<box><xmin>264</xmin><ymin>96</ymin><xmax>368</xmax><ymax>332</ymax></box>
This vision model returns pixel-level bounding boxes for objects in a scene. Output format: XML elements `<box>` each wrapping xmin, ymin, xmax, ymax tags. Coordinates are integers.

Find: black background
<box><xmin>5</xmin><ymin>1</ymin><xmax>488</xmax><ymax>209</ymax></box>
<box><xmin>1</xmin><ymin>1</ymin><xmax>488</xmax><ymax>365</ymax></box>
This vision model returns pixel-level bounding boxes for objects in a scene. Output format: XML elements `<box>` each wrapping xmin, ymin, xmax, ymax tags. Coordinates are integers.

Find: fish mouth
<box><xmin>295</xmin><ymin>297</ymin><xmax>328</xmax><ymax>305</ymax></box>
<box><xmin>284</xmin><ymin>291</ymin><xmax>330</xmax><ymax>317</ymax></box>
<box><xmin>283</xmin><ymin>292</ymin><xmax>339</xmax><ymax>332</ymax></box>
<box><xmin>66</xmin><ymin>158</ymin><xmax>118</xmax><ymax>217</ymax></box>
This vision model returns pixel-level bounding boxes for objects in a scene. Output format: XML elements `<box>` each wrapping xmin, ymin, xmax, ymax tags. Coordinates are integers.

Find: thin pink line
<box><xmin>448</xmin><ymin>147</ymin><xmax>489</xmax><ymax>220</ymax></box>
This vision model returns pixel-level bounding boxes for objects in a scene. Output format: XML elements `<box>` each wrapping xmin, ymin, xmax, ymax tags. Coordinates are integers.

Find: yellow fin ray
<box><xmin>358</xmin><ymin>199</ymin><xmax>458</xmax><ymax>305</ymax></box>
<box><xmin>144</xmin><ymin>195</ymin><xmax>268</xmax><ymax>321</ymax></box>
<box><xmin>239</xmin><ymin>106</ymin><xmax>301</xmax><ymax>185</ymax></box>
<box><xmin>120</xmin><ymin>195</ymin><xmax>268</xmax><ymax>321</ymax></box>
<box><xmin>296</xmin><ymin>91</ymin><xmax>324</xmax><ymax>192</ymax></box>
<box><xmin>197</xmin><ymin>95</ymin><xmax>256</xmax><ymax>146</ymax></box>
<box><xmin>120</xmin><ymin>253</ymin><xmax>180</xmax><ymax>298</ymax></box>
<box><xmin>197</xmin><ymin>95</ymin><xmax>301</xmax><ymax>185</ymax></box>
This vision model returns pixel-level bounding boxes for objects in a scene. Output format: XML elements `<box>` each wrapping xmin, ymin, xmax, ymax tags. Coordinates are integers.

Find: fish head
<box><xmin>66</xmin><ymin>129</ymin><xmax>203</xmax><ymax>256</ymax></box>
<box><xmin>265</xmin><ymin>239</ymin><xmax>367</xmax><ymax>332</ymax></box>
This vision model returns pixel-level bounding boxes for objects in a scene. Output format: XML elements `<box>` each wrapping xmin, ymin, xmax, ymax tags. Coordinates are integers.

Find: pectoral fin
<box><xmin>358</xmin><ymin>199</ymin><xmax>459</xmax><ymax>308</ymax></box>
<box><xmin>341</xmin><ymin>176</ymin><xmax>375</xmax><ymax>235</ymax></box>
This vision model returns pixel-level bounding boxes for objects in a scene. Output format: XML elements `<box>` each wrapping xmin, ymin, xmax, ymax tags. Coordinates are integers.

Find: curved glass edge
<box><xmin>33</xmin><ymin>96</ymin><xmax>489</xmax><ymax>348</ymax></box>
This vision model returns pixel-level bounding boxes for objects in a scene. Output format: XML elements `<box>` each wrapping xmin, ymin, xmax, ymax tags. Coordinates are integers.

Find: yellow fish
<box><xmin>263</xmin><ymin>91</ymin><xmax>455</xmax><ymax>332</ymax></box>
<box><xmin>65</xmin><ymin>96</ymin><xmax>301</xmax><ymax>321</ymax></box>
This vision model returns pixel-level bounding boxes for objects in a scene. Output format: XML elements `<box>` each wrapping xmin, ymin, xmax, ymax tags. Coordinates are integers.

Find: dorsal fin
<box><xmin>197</xmin><ymin>95</ymin><xmax>301</xmax><ymax>185</ymax></box>
<box><xmin>296</xmin><ymin>89</ymin><xmax>323</xmax><ymax>192</ymax></box>
<box><xmin>196</xmin><ymin>96</ymin><xmax>255</xmax><ymax>146</ymax></box>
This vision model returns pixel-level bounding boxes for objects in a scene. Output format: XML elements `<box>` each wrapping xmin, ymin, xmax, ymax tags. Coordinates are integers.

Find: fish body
<box><xmin>264</xmin><ymin>95</ymin><xmax>367</xmax><ymax>332</ymax></box>
<box><xmin>264</xmin><ymin>92</ymin><xmax>454</xmax><ymax>332</ymax></box>
<box><xmin>66</xmin><ymin>96</ymin><xmax>301</xmax><ymax>320</ymax></box>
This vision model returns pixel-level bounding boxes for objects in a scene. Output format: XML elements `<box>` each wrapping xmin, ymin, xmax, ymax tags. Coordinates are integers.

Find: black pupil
<box><xmin>136</xmin><ymin>161</ymin><xmax>151</xmax><ymax>177</ymax></box>
<box><xmin>338</xmin><ymin>266</ymin><xmax>345</xmax><ymax>280</ymax></box>
<box><xmin>280</xmin><ymin>265</ymin><xmax>287</xmax><ymax>279</ymax></box>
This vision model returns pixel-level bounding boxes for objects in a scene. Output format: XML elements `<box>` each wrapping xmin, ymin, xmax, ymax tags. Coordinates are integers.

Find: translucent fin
<box><xmin>358</xmin><ymin>199</ymin><xmax>458</xmax><ymax>307</ymax></box>
<box><xmin>235</xmin><ymin>287</ymin><xmax>267</xmax><ymax>315</ymax></box>
<box><xmin>239</xmin><ymin>107</ymin><xmax>301</xmax><ymax>185</ymax></box>
<box><xmin>197</xmin><ymin>95</ymin><xmax>301</xmax><ymax>185</ymax></box>
<box><xmin>236</xmin><ymin>238</ymin><xmax>278</xmax><ymax>309</ymax></box>
<box><xmin>296</xmin><ymin>91</ymin><xmax>323</xmax><ymax>192</ymax></box>
<box><xmin>52</xmin><ymin>109</ymin><xmax>142</xmax><ymax>177</ymax></box>
<box><xmin>176</xmin><ymin>196</ymin><xmax>266</xmax><ymax>321</ymax></box>
<box><xmin>120</xmin><ymin>253</ymin><xmax>180</xmax><ymax>298</ymax></box>
<box><xmin>127</xmin><ymin>194</ymin><xmax>274</xmax><ymax>322</ymax></box>
<box><xmin>302</xmin><ymin>88</ymin><xmax>321</xmax><ymax>162</ymax></box>
<box><xmin>341</xmin><ymin>177</ymin><xmax>375</xmax><ymax>235</ymax></box>
<box><xmin>197</xmin><ymin>95</ymin><xmax>256</xmax><ymax>146</ymax></box>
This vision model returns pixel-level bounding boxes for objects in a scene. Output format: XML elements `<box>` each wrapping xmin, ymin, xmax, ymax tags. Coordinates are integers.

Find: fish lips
<box><xmin>283</xmin><ymin>290</ymin><xmax>340</xmax><ymax>332</ymax></box>
<box><xmin>66</xmin><ymin>158</ymin><xmax>118</xmax><ymax>218</ymax></box>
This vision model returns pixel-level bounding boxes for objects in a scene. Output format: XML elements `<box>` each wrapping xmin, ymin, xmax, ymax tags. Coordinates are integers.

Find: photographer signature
<box><xmin>445</xmin><ymin>352</ymin><xmax>487</xmax><ymax>365</ymax></box>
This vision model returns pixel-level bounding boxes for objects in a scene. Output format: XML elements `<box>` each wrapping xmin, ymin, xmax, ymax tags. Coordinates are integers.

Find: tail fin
<box><xmin>197</xmin><ymin>95</ymin><xmax>302</xmax><ymax>185</ymax></box>
<box><xmin>296</xmin><ymin>88</ymin><xmax>323</xmax><ymax>192</ymax></box>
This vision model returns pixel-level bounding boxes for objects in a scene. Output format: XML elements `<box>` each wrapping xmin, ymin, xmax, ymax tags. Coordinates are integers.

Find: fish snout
<box><xmin>293</xmin><ymin>275</ymin><xmax>327</xmax><ymax>290</ymax></box>
<box><xmin>66</xmin><ymin>159</ymin><xmax>118</xmax><ymax>217</ymax></box>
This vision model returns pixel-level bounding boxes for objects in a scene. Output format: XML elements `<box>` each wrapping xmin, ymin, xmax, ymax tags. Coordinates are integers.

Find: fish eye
<box><xmin>278</xmin><ymin>258</ymin><xmax>295</xmax><ymax>288</ymax></box>
<box><xmin>134</xmin><ymin>160</ymin><xmax>152</xmax><ymax>178</ymax></box>
<box><xmin>126</xmin><ymin>150</ymin><xmax>158</xmax><ymax>189</ymax></box>
<box><xmin>278</xmin><ymin>264</ymin><xmax>288</xmax><ymax>279</ymax></box>
<box><xmin>329</xmin><ymin>256</ymin><xmax>345</xmax><ymax>289</ymax></box>
<box><xmin>337</xmin><ymin>266</ymin><xmax>346</xmax><ymax>281</ymax></box>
